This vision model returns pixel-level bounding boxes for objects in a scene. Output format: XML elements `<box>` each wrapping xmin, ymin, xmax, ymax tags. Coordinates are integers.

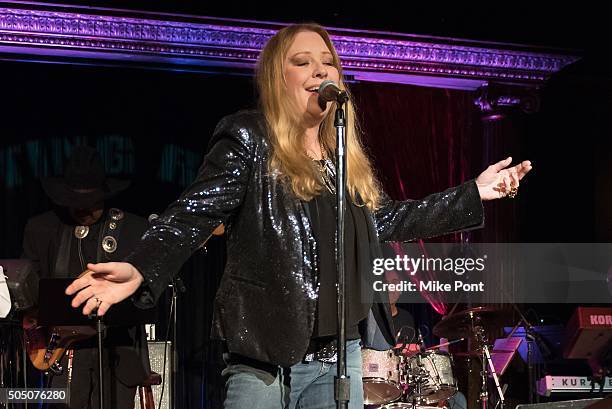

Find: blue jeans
<box><xmin>223</xmin><ymin>339</ymin><xmax>364</xmax><ymax>409</ymax></box>
<box><xmin>447</xmin><ymin>391</ymin><xmax>467</xmax><ymax>409</ymax></box>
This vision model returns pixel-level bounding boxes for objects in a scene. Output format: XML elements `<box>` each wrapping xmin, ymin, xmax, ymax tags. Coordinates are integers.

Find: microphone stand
<box><xmin>171</xmin><ymin>276</ymin><xmax>187</xmax><ymax>409</ymax></box>
<box><xmin>87</xmin><ymin>308</ymin><xmax>105</xmax><ymax>409</ymax></box>
<box><xmin>333</xmin><ymin>93</ymin><xmax>349</xmax><ymax>409</ymax></box>
<box><xmin>507</xmin><ymin>304</ymin><xmax>551</xmax><ymax>404</ymax></box>
<box><xmin>97</xmin><ymin>315</ymin><xmax>104</xmax><ymax>409</ymax></box>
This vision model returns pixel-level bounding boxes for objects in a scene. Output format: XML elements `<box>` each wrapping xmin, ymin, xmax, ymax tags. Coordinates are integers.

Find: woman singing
<box><xmin>66</xmin><ymin>23</ymin><xmax>532</xmax><ymax>409</ymax></box>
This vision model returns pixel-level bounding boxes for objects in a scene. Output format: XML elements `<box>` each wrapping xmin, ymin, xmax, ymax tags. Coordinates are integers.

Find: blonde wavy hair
<box><xmin>256</xmin><ymin>23</ymin><xmax>381</xmax><ymax>210</ymax></box>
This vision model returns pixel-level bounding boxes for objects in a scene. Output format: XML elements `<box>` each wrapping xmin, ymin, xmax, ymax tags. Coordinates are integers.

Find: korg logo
<box><xmin>590</xmin><ymin>314</ymin><xmax>612</xmax><ymax>325</ymax></box>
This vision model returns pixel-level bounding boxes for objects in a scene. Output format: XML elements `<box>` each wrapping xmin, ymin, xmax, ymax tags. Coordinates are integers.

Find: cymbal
<box><xmin>584</xmin><ymin>397</ymin><xmax>612</xmax><ymax>409</ymax></box>
<box><xmin>433</xmin><ymin>306</ymin><xmax>511</xmax><ymax>339</ymax></box>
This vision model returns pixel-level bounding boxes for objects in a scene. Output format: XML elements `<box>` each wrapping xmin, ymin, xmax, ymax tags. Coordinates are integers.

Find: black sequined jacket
<box><xmin>127</xmin><ymin>110</ymin><xmax>484</xmax><ymax>367</ymax></box>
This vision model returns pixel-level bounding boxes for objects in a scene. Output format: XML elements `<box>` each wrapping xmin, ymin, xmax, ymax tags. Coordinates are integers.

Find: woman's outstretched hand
<box><xmin>476</xmin><ymin>157</ymin><xmax>533</xmax><ymax>201</ymax></box>
<box><xmin>65</xmin><ymin>262</ymin><xmax>144</xmax><ymax>316</ymax></box>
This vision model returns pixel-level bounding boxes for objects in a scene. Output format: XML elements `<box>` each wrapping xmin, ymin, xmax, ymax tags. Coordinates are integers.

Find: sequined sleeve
<box><xmin>126</xmin><ymin>113</ymin><xmax>256</xmax><ymax>306</ymax></box>
<box><xmin>374</xmin><ymin>180</ymin><xmax>484</xmax><ymax>242</ymax></box>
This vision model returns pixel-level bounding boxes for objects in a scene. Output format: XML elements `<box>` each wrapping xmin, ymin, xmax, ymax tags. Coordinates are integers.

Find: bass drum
<box><xmin>361</xmin><ymin>348</ymin><xmax>402</xmax><ymax>405</ymax></box>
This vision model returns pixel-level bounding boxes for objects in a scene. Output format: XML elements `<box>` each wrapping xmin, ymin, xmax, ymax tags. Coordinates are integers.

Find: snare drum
<box><xmin>361</xmin><ymin>348</ymin><xmax>402</xmax><ymax>405</ymax></box>
<box><xmin>406</xmin><ymin>351</ymin><xmax>457</xmax><ymax>404</ymax></box>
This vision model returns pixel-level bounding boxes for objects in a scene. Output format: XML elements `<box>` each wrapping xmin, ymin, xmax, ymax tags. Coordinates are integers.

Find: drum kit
<box><xmin>362</xmin><ymin>306</ymin><xmax>511</xmax><ymax>409</ymax></box>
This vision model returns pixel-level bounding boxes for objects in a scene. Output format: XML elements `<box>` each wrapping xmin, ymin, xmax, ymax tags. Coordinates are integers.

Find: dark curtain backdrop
<box><xmin>352</xmin><ymin>82</ymin><xmax>485</xmax><ymax>322</ymax></box>
<box><xmin>2</xmin><ymin>56</ymin><xmax>608</xmax><ymax>408</ymax></box>
<box><xmin>353</xmin><ymin>82</ymin><xmax>528</xmax><ymax>321</ymax></box>
<box><xmin>0</xmin><ymin>61</ymin><xmax>256</xmax><ymax>409</ymax></box>
<box><xmin>353</xmin><ymin>83</ymin><xmax>482</xmax><ymax>201</ymax></box>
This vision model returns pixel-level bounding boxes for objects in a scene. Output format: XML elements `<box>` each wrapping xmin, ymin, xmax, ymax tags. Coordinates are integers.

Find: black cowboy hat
<box><xmin>41</xmin><ymin>146</ymin><xmax>130</xmax><ymax>209</ymax></box>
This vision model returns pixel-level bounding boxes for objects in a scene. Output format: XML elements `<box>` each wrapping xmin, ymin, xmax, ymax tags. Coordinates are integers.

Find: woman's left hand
<box><xmin>475</xmin><ymin>157</ymin><xmax>532</xmax><ymax>201</ymax></box>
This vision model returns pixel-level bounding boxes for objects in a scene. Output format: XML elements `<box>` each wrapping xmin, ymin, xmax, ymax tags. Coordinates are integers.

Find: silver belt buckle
<box><xmin>319</xmin><ymin>353</ymin><xmax>338</xmax><ymax>363</ymax></box>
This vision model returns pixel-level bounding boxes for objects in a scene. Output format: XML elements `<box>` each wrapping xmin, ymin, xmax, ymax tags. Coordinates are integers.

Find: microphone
<box><xmin>317</xmin><ymin>80</ymin><xmax>348</xmax><ymax>103</ymax></box>
<box><xmin>417</xmin><ymin>329</ymin><xmax>426</xmax><ymax>353</ymax></box>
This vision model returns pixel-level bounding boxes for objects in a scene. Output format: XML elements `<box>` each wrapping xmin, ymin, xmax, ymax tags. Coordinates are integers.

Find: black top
<box><xmin>306</xmin><ymin>171</ymin><xmax>374</xmax><ymax>340</ymax></box>
<box><xmin>392</xmin><ymin>306</ymin><xmax>416</xmax><ymax>344</ymax></box>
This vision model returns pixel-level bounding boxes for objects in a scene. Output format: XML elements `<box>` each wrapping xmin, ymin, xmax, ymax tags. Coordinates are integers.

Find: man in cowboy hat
<box><xmin>22</xmin><ymin>145</ymin><xmax>151</xmax><ymax>409</ymax></box>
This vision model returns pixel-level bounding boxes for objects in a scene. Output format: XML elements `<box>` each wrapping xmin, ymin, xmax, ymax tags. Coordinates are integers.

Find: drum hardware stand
<box><xmin>482</xmin><ymin>341</ymin><xmax>505</xmax><ymax>409</ymax></box>
<box><xmin>407</xmin><ymin>330</ymin><xmax>432</xmax><ymax>409</ymax></box>
<box><xmin>407</xmin><ymin>358</ymin><xmax>429</xmax><ymax>409</ymax></box>
<box><xmin>399</xmin><ymin>353</ymin><xmax>409</xmax><ymax>397</ymax></box>
<box><xmin>472</xmin><ymin>314</ymin><xmax>505</xmax><ymax>409</ymax></box>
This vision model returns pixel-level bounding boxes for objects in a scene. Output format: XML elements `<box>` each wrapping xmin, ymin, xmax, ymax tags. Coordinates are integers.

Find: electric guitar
<box><xmin>22</xmin><ymin>309</ymin><xmax>97</xmax><ymax>373</ymax></box>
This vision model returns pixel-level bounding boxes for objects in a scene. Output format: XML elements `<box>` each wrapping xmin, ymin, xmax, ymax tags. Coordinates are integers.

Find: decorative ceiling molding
<box><xmin>0</xmin><ymin>3</ymin><xmax>580</xmax><ymax>89</ymax></box>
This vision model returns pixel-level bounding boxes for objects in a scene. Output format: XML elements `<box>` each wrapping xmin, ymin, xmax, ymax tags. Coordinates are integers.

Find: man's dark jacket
<box><xmin>23</xmin><ymin>209</ymin><xmax>150</xmax><ymax>386</ymax></box>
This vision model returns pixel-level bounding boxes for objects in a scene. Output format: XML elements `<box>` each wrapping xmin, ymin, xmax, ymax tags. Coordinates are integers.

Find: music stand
<box><xmin>490</xmin><ymin>337</ymin><xmax>523</xmax><ymax>378</ymax></box>
<box><xmin>38</xmin><ymin>278</ymin><xmax>156</xmax><ymax>409</ymax></box>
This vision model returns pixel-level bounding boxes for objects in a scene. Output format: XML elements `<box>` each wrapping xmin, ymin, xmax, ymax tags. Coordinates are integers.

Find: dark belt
<box><xmin>224</xmin><ymin>353</ymin><xmax>278</xmax><ymax>376</ymax></box>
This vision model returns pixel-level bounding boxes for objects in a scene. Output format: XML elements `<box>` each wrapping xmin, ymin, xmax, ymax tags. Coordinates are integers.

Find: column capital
<box><xmin>474</xmin><ymin>83</ymin><xmax>541</xmax><ymax>120</ymax></box>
